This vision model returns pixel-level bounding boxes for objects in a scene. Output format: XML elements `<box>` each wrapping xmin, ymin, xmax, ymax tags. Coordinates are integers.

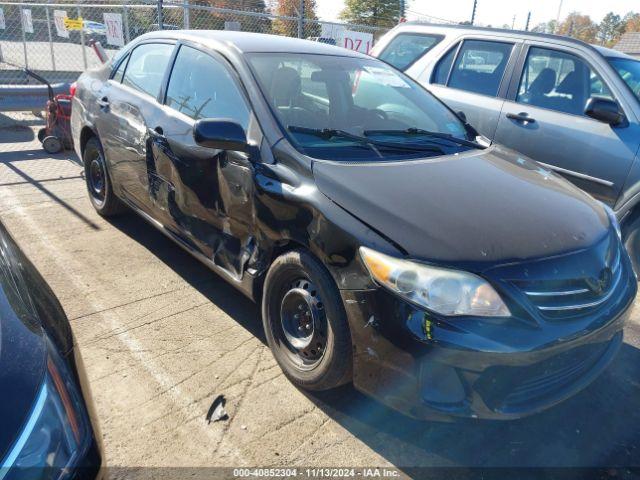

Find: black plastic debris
<box><xmin>206</xmin><ymin>394</ymin><xmax>228</xmax><ymax>423</ymax></box>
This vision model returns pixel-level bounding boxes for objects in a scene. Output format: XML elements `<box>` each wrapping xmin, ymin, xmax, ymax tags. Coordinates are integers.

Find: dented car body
<box><xmin>71</xmin><ymin>31</ymin><xmax>637</xmax><ymax>420</ymax></box>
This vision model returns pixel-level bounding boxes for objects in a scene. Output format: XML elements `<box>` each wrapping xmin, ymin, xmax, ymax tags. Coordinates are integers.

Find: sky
<box><xmin>316</xmin><ymin>0</ymin><xmax>640</xmax><ymax>29</ymax></box>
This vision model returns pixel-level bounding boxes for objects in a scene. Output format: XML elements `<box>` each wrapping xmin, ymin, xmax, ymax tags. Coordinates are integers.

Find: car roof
<box><xmin>391</xmin><ymin>22</ymin><xmax>640</xmax><ymax>60</ymax></box>
<box><xmin>593</xmin><ymin>44</ymin><xmax>637</xmax><ymax>59</ymax></box>
<box><xmin>137</xmin><ymin>30</ymin><xmax>369</xmax><ymax>58</ymax></box>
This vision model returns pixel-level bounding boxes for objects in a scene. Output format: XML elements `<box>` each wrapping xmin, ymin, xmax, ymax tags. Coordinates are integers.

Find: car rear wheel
<box><xmin>83</xmin><ymin>136</ymin><xmax>126</xmax><ymax>217</ymax></box>
<box><xmin>262</xmin><ymin>249</ymin><xmax>352</xmax><ymax>391</ymax></box>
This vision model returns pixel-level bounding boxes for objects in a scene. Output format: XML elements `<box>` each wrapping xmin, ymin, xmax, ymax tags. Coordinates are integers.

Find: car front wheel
<box><xmin>262</xmin><ymin>249</ymin><xmax>352</xmax><ymax>391</ymax></box>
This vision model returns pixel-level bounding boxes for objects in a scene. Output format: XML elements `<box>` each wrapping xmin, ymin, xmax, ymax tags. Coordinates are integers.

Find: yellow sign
<box><xmin>63</xmin><ymin>17</ymin><xmax>83</xmax><ymax>30</ymax></box>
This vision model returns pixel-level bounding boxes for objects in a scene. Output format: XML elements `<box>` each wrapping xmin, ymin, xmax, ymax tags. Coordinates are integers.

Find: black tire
<box><xmin>83</xmin><ymin>136</ymin><xmax>126</xmax><ymax>217</ymax></box>
<box><xmin>37</xmin><ymin>127</ymin><xmax>47</xmax><ymax>142</ymax></box>
<box><xmin>42</xmin><ymin>136</ymin><xmax>62</xmax><ymax>154</ymax></box>
<box><xmin>262</xmin><ymin>249</ymin><xmax>352</xmax><ymax>391</ymax></box>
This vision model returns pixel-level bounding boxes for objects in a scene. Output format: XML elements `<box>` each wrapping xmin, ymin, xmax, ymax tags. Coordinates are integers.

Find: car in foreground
<box><xmin>71</xmin><ymin>31</ymin><xmax>636</xmax><ymax>420</ymax></box>
<box><xmin>371</xmin><ymin>24</ymin><xmax>640</xmax><ymax>262</ymax></box>
<box><xmin>0</xmin><ymin>221</ymin><xmax>102</xmax><ymax>478</ymax></box>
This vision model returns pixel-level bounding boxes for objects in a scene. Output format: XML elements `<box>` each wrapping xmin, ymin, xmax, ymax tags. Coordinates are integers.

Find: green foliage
<box><xmin>598</xmin><ymin>12</ymin><xmax>624</xmax><ymax>46</ymax></box>
<box><xmin>339</xmin><ymin>0</ymin><xmax>400</xmax><ymax>29</ymax></box>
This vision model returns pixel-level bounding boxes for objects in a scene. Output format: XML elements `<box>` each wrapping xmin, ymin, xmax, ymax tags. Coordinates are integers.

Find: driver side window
<box><xmin>516</xmin><ymin>47</ymin><xmax>614</xmax><ymax>116</ymax></box>
<box><xmin>164</xmin><ymin>45</ymin><xmax>250</xmax><ymax>129</ymax></box>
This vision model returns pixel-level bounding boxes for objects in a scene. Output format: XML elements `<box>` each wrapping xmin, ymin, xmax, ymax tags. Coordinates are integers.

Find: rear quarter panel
<box><xmin>71</xmin><ymin>64</ymin><xmax>112</xmax><ymax>161</ymax></box>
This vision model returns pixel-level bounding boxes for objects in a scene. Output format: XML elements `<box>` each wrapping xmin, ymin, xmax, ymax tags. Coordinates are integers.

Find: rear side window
<box><xmin>437</xmin><ymin>40</ymin><xmax>513</xmax><ymax>97</ymax></box>
<box><xmin>121</xmin><ymin>43</ymin><xmax>174</xmax><ymax>98</ymax></box>
<box><xmin>378</xmin><ymin>33</ymin><xmax>442</xmax><ymax>71</ymax></box>
<box><xmin>165</xmin><ymin>45</ymin><xmax>250</xmax><ymax>128</ymax></box>
<box><xmin>432</xmin><ymin>43</ymin><xmax>458</xmax><ymax>85</ymax></box>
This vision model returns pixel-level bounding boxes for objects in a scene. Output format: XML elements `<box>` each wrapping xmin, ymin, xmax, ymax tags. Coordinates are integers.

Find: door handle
<box><xmin>97</xmin><ymin>97</ymin><xmax>110</xmax><ymax>109</ymax></box>
<box><xmin>506</xmin><ymin>112</ymin><xmax>535</xmax><ymax>124</ymax></box>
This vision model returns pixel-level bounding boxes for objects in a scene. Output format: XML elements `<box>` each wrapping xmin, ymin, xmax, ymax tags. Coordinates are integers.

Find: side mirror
<box><xmin>456</xmin><ymin>110</ymin><xmax>467</xmax><ymax>123</ymax></box>
<box><xmin>193</xmin><ymin>119</ymin><xmax>248</xmax><ymax>152</ymax></box>
<box><xmin>584</xmin><ymin>98</ymin><xmax>625</xmax><ymax>126</ymax></box>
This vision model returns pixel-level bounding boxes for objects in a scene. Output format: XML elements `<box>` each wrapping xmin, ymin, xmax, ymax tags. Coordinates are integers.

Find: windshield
<box><xmin>247</xmin><ymin>53</ymin><xmax>473</xmax><ymax>161</ymax></box>
<box><xmin>607</xmin><ymin>57</ymin><xmax>640</xmax><ymax>103</ymax></box>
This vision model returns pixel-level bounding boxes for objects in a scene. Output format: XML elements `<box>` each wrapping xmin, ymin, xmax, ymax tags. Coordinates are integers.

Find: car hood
<box><xmin>0</xmin><ymin>286</ymin><xmax>46</xmax><ymax>461</ymax></box>
<box><xmin>313</xmin><ymin>145</ymin><xmax>611</xmax><ymax>270</ymax></box>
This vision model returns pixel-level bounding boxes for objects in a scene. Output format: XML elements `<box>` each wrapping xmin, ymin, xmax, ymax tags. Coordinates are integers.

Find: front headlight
<box><xmin>359</xmin><ymin>247</ymin><xmax>511</xmax><ymax>317</ymax></box>
<box><xmin>1</xmin><ymin>341</ymin><xmax>89</xmax><ymax>480</ymax></box>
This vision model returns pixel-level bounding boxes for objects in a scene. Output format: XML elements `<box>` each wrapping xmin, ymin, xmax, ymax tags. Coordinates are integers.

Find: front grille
<box><xmin>502</xmin><ymin>349</ymin><xmax>596</xmax><ymax>407</ymax></box>
<box><xmin>512</xmin><ymin>241</ymin><xmax>622</xmax><ymax>320</ymax></box>
<box><xmin>476</xmin><ymin>341</ymin><xmax>610</xmax><ymax>411</ymax></box>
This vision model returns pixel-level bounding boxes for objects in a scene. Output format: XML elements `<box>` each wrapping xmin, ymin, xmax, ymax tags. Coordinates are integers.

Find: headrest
<box><xmin>529</xmin><ymin>68</ymin><xmax>556</xmax><ymax>96</ymax></box>
<box><xmin>555</xmin><ymin>71</ymin><xmax>580</xmax><ymax>94</ymax></box>
<box><xmin>270</xmin><ymin>66</ymin><xmax>301</xmax><ymax>107</ymax></box>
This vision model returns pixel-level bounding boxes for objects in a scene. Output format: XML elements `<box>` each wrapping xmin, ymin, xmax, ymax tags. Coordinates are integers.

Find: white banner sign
<box><xmin>103</xmin><ymin>13</ymin><xmax>124</xmax><ymax>47</ymax></box>
<box><xmin>224</xmin><ymin>21</ymin><xmax>241</xmax><ymax>31</ymax></box>
<box><xmin>341</xmin><ymin>30</ymin><xmax>373</xmax><ymax>54</ymax></box>
<box><xmin>0</xmin><ymin>8</ymin><xmax>6</xmax><ymax>30</ymax></box>
<box><xmin>21</xmin><ymin>9</ymin><xmax>33</xmax><ymax>34</ymax></box>
<box><xmin>320</xmin><ymin>23</ymin><xmax>345</xmax><ymax>41</ymax></box>
<box><xmin>53</xmin><ymin>10</ymin><xmax>69</xmax><ymax>38</ymax></box>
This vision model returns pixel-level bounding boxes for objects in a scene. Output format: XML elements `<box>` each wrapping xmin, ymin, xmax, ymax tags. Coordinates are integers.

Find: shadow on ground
<box><xmin>108</xmin><ymin>213</ymin><xmax>265</xmax><ymax>343</ymax></box>
<box><xmin>108</xmin><ymin>211</ymin><xmax>640</xmax><ymax>476</ymax></box>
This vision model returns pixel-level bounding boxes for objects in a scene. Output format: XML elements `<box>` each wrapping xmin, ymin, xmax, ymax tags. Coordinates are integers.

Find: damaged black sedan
<box><xmin>71</xmin><ymin>31</ymin><xmax>637</xmax><ymax>420</ymax></box>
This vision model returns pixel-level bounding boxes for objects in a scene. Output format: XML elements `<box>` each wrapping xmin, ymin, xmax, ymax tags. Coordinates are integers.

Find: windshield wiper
<box><xmin>288</xmin><ymin>126</ymin><xmax>444</xmax><ymax>154</ymax></box>
<box><xmin>363</xmin><ymin>128</ymin><xmax>485</xmax><ymax>149</ymax></box>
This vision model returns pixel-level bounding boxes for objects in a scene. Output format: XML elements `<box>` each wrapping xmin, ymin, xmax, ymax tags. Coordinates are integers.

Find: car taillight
<box><xmin>69</xmin><ymin>82</ymin><xmax>77</xmax><ymax>97</ymax></box>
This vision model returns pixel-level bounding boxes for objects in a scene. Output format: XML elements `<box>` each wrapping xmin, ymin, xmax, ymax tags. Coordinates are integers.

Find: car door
<box><xmin>426</xmin><ymin>38</ymin><xmax>521</xmax><ymax>139</ymax></box>
<box><xmin>494</xmin><ymin>43</ymin><xmax>640</xmax><ymax>205</ymax></box>
<box><xmin>95</xmin><ymin>41</ymin><xmax>175</xmax><ymax>208</ymax></box>
<box><xmin>146</xmin><ymin>43</ymin><xmax>256</xmax><ymax>279</ymax></box>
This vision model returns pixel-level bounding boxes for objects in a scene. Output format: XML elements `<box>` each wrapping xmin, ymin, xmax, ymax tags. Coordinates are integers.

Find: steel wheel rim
<box><xmin>89</xmin><ymin>155</ymin><xmax>106</xmax><ymax>201</ymax></box>
<box><xmin>278</xmin><ymin>278</ymin><xmax>327</xmax><ymax>370</ymax></box>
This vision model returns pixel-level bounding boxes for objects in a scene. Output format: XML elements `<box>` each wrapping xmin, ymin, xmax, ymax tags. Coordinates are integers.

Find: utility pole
<box><xmin>157</xmin><ymin>0</ymin><xmax>164</xmax><ymax>29</ymax></box>
<box><xmin>511</xmin><ymin>14</ymin><xmax>516</xmax><ymax>29</ymax></box>
<box><xmin>525</xmin><ymin>11</ymin><xmax>531</xmax><ymax>31</ymax></box>
<box><xmin>555</xmin><ymin>0</ymin><xmax>563</xmax><ymax>33</ymax></box>
<box><xmin>297</xmin><ymin>0</ymin><xmax>304</xmax><ymax>38</ymax></box>
<box><xmin>399</xmin><ymin>0</ymin><xmax>406</xmax><ymax>20</ymax></box>
<box><xmin>470</xmin><ymin>0</ymin><xmax>477</xmax><ymax>25</ymax></box>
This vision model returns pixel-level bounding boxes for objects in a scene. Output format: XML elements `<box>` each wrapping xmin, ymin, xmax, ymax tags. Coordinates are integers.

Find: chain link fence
<box><xmin>0</xmin><ymin>0</ymin><xmax>389</xmax><ymax>86</ymax></box>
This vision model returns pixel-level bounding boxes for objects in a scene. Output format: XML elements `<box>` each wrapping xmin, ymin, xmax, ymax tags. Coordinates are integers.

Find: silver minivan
<box><xmin>372</xmin><ymin>24</ymin><xmax>640</xmax><ymax>251</ymax></box>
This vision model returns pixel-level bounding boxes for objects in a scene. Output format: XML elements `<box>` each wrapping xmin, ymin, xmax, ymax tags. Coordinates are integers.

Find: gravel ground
<box><xmin>1</xmin><ymin>112</ymin><xmax>639</xmax><ymax>479</ymax></box>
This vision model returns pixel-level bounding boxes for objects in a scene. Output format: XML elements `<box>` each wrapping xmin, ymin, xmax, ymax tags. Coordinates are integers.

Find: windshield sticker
<box><xmin>362</xmin><ymin>66</ymin><xmax>411</xmax><ymax>88</ymax></box>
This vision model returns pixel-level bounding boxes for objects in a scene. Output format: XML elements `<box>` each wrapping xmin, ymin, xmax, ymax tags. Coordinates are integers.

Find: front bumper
<box><xmin>341</xmin><ymin>274</ymin><xmax>635</xmax><ymax>421</ymax></box>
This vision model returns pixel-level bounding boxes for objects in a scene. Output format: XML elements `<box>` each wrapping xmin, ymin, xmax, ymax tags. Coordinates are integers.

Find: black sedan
<box><xmin>70</xmin><ymin>31</ymin><xmax>636</xmax><ymax>420</ymax></box>
<box><xmin>0</xmin><ymin>221</ymin><xmax>102</xmax><ymax>479</ymax></box>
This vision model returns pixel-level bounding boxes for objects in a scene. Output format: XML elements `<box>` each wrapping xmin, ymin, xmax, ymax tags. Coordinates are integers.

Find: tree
<box><xmin>597</xmin><ymin>12</ymin><xmax>624</xmax><ymax>46</ymax></box>
<box><xmin>556</xmin><ymin>12</ymin><xmax>598</xmax><ymax>43</ymax></box>
<box><xmin>272</xmin><ymin>0</ymin><xmax>319</xmax><ymax>38</ymax></box>
<box><xmin>623</xmin><ymin>12</ymin><xmax>640</xmax><ymax>32</ymax></box>
<box><xmin>339</xmin><ymin>0</ymin><xmax>400</xmax><ymax>29</ymax></box>
<box><xmin>531</xmin><ymin>19</ymin><xmax>557</xmax><ymax>34</ymax></box>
